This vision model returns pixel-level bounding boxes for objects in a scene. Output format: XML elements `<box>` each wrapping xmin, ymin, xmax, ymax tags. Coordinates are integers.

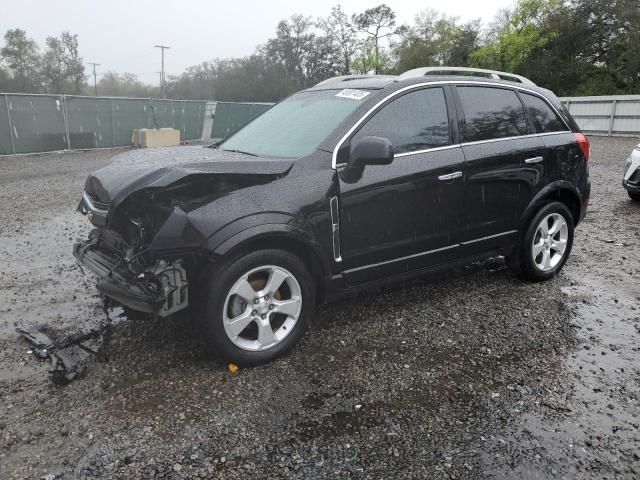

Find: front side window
<box><xmin>520</xmin><ymin>92</ymin><xmax>566</xmax><ymax>133</ymax></box>
<box><xmin>457</xmin><ymin>86</ymin><xmax>529</xmax><ymax>142</ymax></box>
<box><xmin>221</xmin><ymin>89</ymin><xmax>368</xmax><ymax>158</ymax></box>
<box><xmin>351</xmin><ymin>87</ymin><xmax>450</xmax><ymax>154</ymax></box>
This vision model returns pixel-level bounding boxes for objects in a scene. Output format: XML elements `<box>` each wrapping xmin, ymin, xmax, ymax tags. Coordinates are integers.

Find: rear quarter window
<box><xmin>520</xmin><ymin>92</ymin><xmax>567</xmax><ymax>133</ymax></box>
<box><xmin>457</xmin><ymin>86</ymin><xmax>529</xmax><ymax>142</ymax></box>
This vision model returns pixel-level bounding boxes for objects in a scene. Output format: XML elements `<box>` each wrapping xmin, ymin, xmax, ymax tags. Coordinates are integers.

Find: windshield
<box><xmin>220</xmin><ymin>89</ymin><xmax>370</xmax><ymax>158</ymax></box>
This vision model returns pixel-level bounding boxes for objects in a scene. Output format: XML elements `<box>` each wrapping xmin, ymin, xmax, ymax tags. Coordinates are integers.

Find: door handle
<box><xmin>438</xmin><ymin>171</ymin><xmax>462</xmax><ymax>181</ymax></box>
<box><xmin>524</xmin><ymin>156</ymin><xmax>544</xmax><ymax>164</ymax></box>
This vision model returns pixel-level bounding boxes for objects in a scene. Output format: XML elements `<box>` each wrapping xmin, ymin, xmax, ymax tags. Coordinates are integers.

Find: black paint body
<box><xmin>74</xmin><ymin>76</ymin><xmax>590</xmax><ymax>312</ymax></box>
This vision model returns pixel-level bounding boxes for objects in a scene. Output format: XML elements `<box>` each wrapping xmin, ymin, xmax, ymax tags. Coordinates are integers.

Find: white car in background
<box><xmin>623</xmin><ymin>144</ymin><xmax>640</xmax><ymax>201</ymax></box>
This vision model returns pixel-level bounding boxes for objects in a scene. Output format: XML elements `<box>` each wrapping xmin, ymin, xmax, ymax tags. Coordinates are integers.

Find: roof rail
<box><xmin>399</xmin><ymin>66</ymin><xmax>536</xmax><ymax>86</ymax></box>
<box><xmin>314</xmin><ymin>74</ymin><xmax>396</xmax><ymax>87</ymax></box>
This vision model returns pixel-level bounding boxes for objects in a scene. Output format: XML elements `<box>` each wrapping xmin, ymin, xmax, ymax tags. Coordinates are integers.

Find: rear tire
<box><xmin>198</xmin><ymin>249</ymin><xmax>315</xmax><ymax>366</ymax></box>
<box><xmin>628</xmin><ymin>191</ymin><xmax>640</xmax><ymax>202</ymax></box>
<box><xmin>508</xmin><ymin>202</ymin><xmax>574</xmax><ymax>282</ymax></box>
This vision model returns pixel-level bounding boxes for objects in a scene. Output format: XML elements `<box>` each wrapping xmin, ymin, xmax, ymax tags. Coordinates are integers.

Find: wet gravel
<box><xmin>0</xmin><ymin>138</ymin><xmax>639</xmax><ymax>479</ymax></box>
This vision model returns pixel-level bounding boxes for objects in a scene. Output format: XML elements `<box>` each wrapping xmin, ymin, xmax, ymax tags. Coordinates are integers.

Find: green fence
<box><xmin>0</xmin><ymin>93</ymin><xmax>207</xmax><ymax>155</ymax></box>
<box><xmin>211</xmin><ymin>102</ymin><xmax>273</xmax><ymax>139</ymax></box>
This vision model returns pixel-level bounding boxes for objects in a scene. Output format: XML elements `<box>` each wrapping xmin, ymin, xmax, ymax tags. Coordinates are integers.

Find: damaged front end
<box><xmin>73</xmin><ymin>147</ymin><xmax>294</xmax><ymax>316</ymax></box>
<box><xmin>73</xmin><ymin>233</ymin><xmax>189</xmax><ymax>316</ymax></box>
<box><xmin>74</xmin><ymin>186</ymin><xmax>206</xmax><ymax>317</ymax></box>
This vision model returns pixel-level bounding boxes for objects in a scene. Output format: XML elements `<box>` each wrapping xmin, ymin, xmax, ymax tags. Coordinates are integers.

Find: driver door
<box><xmin>337</xmin><ymin>86</ymin><xmax>466</xmax><ymax>285</ymax></box>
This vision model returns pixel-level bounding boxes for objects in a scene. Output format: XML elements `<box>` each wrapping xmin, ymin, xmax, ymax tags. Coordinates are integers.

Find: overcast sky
<box><xmin>2</xmin><ymin>0</ymin><xmax>514</xmax><ymax>84</ymax></box>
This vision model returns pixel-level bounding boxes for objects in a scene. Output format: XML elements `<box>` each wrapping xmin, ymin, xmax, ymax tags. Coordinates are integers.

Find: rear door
<box><xmin>337</xmin><ymin>86</ymin><xmax>465</xmax><ymax>285</ymax></box>
<box><xmin>454</xmin><ymin>85</ymin><xmax>545</xmax><ymax>248</ymax></box>
<box><xmin>518</xmin><ymin>91</ymin><xmax>575</xmax><ymax>187</ymax></box>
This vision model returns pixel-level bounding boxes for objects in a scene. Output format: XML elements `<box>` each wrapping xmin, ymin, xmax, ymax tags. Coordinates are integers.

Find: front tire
<box><xmin>508</xmin><ymin>202</ymin><xmax>574</xmax><ymax>281</ymax></box>
<box><xmin>199</xmin><ymin>249</ymin><xmax>315</xmax><ymax>366</ymax></box>
<box><xmin>628</xmin><ymin>191</ymin><xmax>640</xmax><ymax>202</ymax></box>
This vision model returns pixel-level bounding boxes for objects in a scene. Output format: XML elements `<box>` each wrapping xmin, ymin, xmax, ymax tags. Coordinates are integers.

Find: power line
<box><xmin>88</xmin><ymin>62</ymin><xmax>100</xmax><ymax>96</ymax></box>
<box><xmin>154</xmin><ymin>45</ymin><xmax>170</xmax><ymax>98</ymax></box>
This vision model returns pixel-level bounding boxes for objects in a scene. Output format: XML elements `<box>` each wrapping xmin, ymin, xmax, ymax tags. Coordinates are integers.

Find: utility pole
<box><xmin>154</xmin><ymin>45</ymin><xmax>170</xmax><ymax>98</ymax></box>
<box><xmin>88</xmin><ymin>62</ymin><xmax>100</xmax><ymax>96</ymax></box>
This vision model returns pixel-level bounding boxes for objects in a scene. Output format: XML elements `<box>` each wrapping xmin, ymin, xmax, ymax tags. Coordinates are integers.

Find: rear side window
<box><xmin>352</xmin><ymin>87</ymin><xmax>449</xmax><ymax>154</ymax></box>
<box><xmin>520</xmin><ymin>92</ymin><xmax>566</xmax><ymax>133</ymax></box>
<box><xmin>457</xmin><ymin>86</ymin><xmax>529</xmax><ymax>142</ymax></box>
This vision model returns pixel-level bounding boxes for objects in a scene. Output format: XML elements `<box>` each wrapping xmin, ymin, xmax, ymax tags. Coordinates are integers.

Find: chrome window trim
<box><xmin>342</xmin><ymin>230</ymin><xmax>517</xmax><ymax>273</ymax></box>
<box><xmin>394</xmin><ymin>144</ymin><xmax>460</xmax><ymax>158</ymax></box>
<box><xmin>331</xmin><ymin>80</ymin><xmax>571</xmax><ymax>169</ymax></box>
<box><xmin>459</xmin><ymin>130</ymin><xmax>569</xmax><ymax>148</ymax></box>
<box><xmin>389</xmin><ymin>131</ymin><xmax>571</xmax><ymax>160</ymax></box>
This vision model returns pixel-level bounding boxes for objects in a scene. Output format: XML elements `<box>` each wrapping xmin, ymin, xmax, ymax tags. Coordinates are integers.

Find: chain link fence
<box><xmin>0</xmin><ymin>93</ymin><xmax>207</xmax><ymax>155</ymax></box>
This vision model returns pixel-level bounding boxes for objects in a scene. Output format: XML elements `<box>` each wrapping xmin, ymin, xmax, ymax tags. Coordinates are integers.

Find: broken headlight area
<box><xmin>73</xmin><ymin>231</ymin><xmax>190</xmax><ymax>317</ymax></box>
<box><xmin>78</xmin><ymin>191</ymin><xmax>110</xmax><ymax>227</ymax></box>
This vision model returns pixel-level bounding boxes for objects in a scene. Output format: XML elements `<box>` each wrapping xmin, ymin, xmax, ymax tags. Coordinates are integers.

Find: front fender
<box><xmin>207</xmin><ymin>216</ymin><xmax>331</xmax><ymax>277</ymax></box>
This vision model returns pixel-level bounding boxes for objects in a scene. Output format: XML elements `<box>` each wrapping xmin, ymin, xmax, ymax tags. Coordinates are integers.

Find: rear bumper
<box><xmin>578</xmin><ymin>178</ymin><xmax>591</xmax><ymax>224</ymax></box>
<box><xmin>73</xmin><ymin>239</ymin><xmax>165</xmax><ymax>313</ymax></box>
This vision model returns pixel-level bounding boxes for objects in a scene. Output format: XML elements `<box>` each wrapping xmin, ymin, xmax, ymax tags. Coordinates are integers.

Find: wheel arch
<box><xmin>210</xmin><ymin>225</ymin><xmax>331</xmax><ymax>304</ymax></box>
<box><xmin>519</xmin><ymin>182</ymin><xmax>582</xmax><ymax>231</ymax></box>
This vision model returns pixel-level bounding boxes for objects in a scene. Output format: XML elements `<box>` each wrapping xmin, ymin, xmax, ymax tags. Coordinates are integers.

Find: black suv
<box><xmin>74</xmin><ymin>67</ymin><xmax>591</xmax><ymax>366</ymax></box>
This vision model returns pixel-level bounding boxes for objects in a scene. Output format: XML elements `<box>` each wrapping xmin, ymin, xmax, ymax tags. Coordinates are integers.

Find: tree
<box><xmin>41</xmin><ymin>32</ymin><xmax>85</xmax><ymax>94</ymax></box>
<box><xmin>210</xmin><ymin>56</ymin><xmax>292</xmax><ymax>101</ymax></box>
<box><xmin>97</xmin><ymin>71</ymin><xmax>158</xmax><ymax>97</ymax></box>
<box><xmin>318</xmin><ymin>5</ymin><xmax>358</xmax><ymax>74</ymax></box>
<box><xmin>304</xmin><ymin>34</ymin><xmax>343</xmax><ymax>85</ymax></box>
<box><xmin>264</xmin><ymin>15</ymin><xmax>314</xmax><ymax>90</ymax></box>
<box><xmin>353</xmin><ymin>4</ymin><xmax>396</xmax><ymax>73</ymax></box>
<box><xmin>567</xmin><ymin>0</ymin><xmax>640</xmax><ymax>94</ymax></box>
<box><xmin>0</xmin><ymin>66</ymin><xmax>11</xmax><ymax>92</ymax></box>
<box><xmin>61</xmin><ymin>32</ymin><xmax>85</xmax><ymax>93</ymax></box>
<box><xmin>1</xmin><ymin>29</ymin><xmax>41</xmax><ymax>92</ymax></box>
<box><xmin>470</xmin><ymin>0</ymin><xmax>565</xmax><ymax>73</ymax></box>
<box><xmin>264</xmin><ymin>14</ymin><xmax>341</xmax><ymax>90</ymax></box>
<box><xmin>393</xmin><ymin>10</ymin><xmax>481</xmax><ymax>72</ymax></box>
<box><xmin>42</xmin><ymin>36</ymin><xmax>66</xmax><ymax>93</ymax></box>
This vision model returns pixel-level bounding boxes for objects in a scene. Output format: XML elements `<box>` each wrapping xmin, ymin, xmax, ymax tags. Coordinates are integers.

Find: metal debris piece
<box><xmin>16</xmin><ymin>304</ymin><xmax>124</xmax><ymax>385</ymax></box>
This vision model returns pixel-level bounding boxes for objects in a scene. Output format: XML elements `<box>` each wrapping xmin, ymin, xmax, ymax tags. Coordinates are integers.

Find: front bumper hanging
<box><xmin>73</xmin><ymin>236</ymin><xmax>188</xmax><ymax>316</ymax></box>
<box><xmin>73</xmin><ymin>239</ymin><xmax>165</xmax><ymax>313</ymax></box>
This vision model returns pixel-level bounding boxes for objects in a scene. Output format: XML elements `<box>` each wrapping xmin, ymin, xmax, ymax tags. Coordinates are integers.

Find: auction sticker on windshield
<box><xmin>335</xmin><ymin>89</ymin><xmax>370</xmax><ymax>100</ymax></box>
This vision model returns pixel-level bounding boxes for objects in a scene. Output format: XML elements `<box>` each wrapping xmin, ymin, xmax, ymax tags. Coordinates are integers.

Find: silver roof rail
<box><xmin>314</xmin><ymin>74</ymin><xmax>396</xmax><ymax>87</ymax></box>
<box><xmin>399</xmin><ymin>66</ymin><xmax>536</xmax><ymax>86</ymax></box>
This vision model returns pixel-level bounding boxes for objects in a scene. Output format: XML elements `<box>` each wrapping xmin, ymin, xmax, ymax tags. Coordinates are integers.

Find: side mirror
<box><xmin>348</xmin><ymin>136</ymin><xmax>394</xmax><ymax>168</ymax></box>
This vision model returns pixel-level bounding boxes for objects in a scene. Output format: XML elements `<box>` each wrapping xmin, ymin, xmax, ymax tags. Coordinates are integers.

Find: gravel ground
<box><xmin>0</xmin><ymin>138</ymin><xmax>638</xmax><ymax>479</ymax></box>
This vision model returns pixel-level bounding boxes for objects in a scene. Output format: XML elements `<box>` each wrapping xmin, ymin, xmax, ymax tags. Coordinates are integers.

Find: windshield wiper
<box><xmin>223</xmin><ymin>148</ymin><xmax>258</xmax><ymax>157</ymax></box>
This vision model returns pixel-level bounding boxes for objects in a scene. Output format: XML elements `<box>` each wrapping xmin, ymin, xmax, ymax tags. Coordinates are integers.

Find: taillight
<box><xmin>574</xmin><ymin>133</ymin><xmax>590</xmax><ymax>161</ymax></box>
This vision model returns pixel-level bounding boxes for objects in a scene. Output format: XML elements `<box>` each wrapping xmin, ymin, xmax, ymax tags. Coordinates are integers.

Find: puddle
<box><xmin>496</xmin><ymin>271</ymin><xmax>640</xmax><ymax>478</ymax></box>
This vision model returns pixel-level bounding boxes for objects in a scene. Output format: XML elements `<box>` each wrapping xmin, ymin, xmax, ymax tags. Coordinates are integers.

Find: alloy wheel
<box><xmin>223</xmin><ymin>265</ymin><xmax>302</xmax><ymax>351</ymax></box>
<box><xmin>531</xmin><ymin>213</ymin><xmax>569</xmax><ymax>272</ymax></box>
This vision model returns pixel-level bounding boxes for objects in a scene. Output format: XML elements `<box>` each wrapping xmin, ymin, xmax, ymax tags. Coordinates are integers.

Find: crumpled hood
<box><xmin>84</xmin><ymin>146</ymin><xmax>294</xmax><ymax>206</ymax></box>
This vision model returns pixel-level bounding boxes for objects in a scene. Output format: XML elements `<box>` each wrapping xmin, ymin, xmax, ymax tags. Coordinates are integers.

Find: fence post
<box><xmin>62</xmin><ymin>95</ymin><xmax>71</xmax><ymax>150</ymax></box>
<box><xmin>4</xmin><ymin>94</ymin><xmax>16</xmax><ymax>155</ymax></box>
<box><xmin>608</xmin><ymin>99</ymin><xmax>617</xmax><ymax>137</ymax></box>
<box><xmin>110</xmin><ymin>98</ymin><xmax>115</xmax><ymax>147</ymax></box>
